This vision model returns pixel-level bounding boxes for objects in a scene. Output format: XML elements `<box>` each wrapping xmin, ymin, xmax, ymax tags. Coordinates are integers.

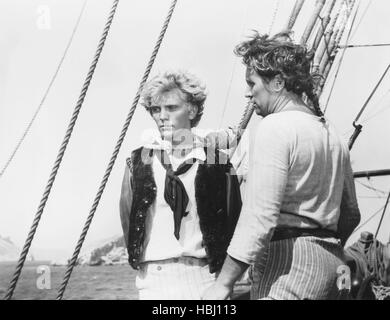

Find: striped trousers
<box><xmin>136</xmin><ymin>256</ymin><xmax>216</xmax><ymax>300</ymax></box>
<box><xmin>250</xmin><ymin>236</ymin><xmax>346</xmax><ymax>300</ymax></box>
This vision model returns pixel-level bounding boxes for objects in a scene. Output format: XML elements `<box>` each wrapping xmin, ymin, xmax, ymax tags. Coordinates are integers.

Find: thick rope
<box><xmin>0</xmin><ymin>0</ymin><xmax>88</xmax><ymax>180</ymax></box>
<box><xmin>300</xmin><ymin>0</ymin><xmax>326</xmax><ymax>45</ymax></box>
<box><xmin>285</xmin><ymin>0</ymin><xmax>305</xmax><ymax>31</ymax></box>
<box><xmin>56</xmin><ymin>0</ymin><xmax>178</xmax><ymax>300</ymax></box>
<box><xmin>322</xmin><ymin>0</ymin><xmax>360</xmax><ymax>109</ymax></box>
<box><xmin>311</xmin><ymin>0</ymin><xmax>337</xmax><ymax>52</ymax></box>
<box><xmin>313</xmin><ymin>0</ymin><xmax>344</xmax><ymax>73</ymax></box>
<box><xmin>3</xmin><ymin>0</ymin><xmax>120</xmax><ymax>300</ymax></box>
<box><xmin>316</xmin><ymin>0</ymin><xmax>355</xmax><ymax>97</ymax></box>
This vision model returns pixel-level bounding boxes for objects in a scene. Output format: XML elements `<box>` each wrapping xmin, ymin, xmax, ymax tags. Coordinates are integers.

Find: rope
<box><xmin>218</xmin><ymin>0</ymin><xmax>250</xmax><ymax>128</ymax></box>
<box><xmin>312</xmin><ymin>0</ymin><xmax>344</xmax><ymax>73</ymax></box>
<box><xmin>353</xmin><ymin>63</ymin><xmax>390</xmax><ymax>124</ymax></box>
<box><xmin>340</xmin><ymin>43</ymin><xmax>390</xmax><ymax>49</ymax></box>
<box><xmin>268</xmin><ymin>0</ymin><xmax>281</xmax><ymax>34</ymax></box>
<box><xmin>374</xmin><ymin>191</ymin><xmax>390</xmax><ymax>238</ymax></box>
<box><xmin>351</xmin><ymin>205</ymin><xmax>386</xmax><ymax>235</ymax></box>
<box><xmin>3</xmin><ymin>0</ymin><xmax>120</xmax><ymax>300</ymax></box>
<box><xmin>300</xmin><ymin>0</ymin><xmax>326</xmax><ymax>45</ymax></box>
<box><xmin>350</xmin><ymin>0</ymin><xmax>373</xmax><ymax>40</ymax></box>
<box><xmin>285</xmin><ymin>0</ymin><xmax>305</xmax><ymax>31</ymax></box>
<box><xmin>56</xmin><ymin>0</ymin><xmax>178</xmax><ymax>300</ymax></box>
<box><xmin>0</xmin><ymin>0</ymin><xmax>88</xmax><ymax>180</ymax></box>
<box><xmin>322</xmin><ymin>0</ymin><xmax>360</xmax><ymax>111</ymax></box>
<box><xmin>356</xmin><ymin>180</ymin><xmax>388</xmax><ymax>195</ymax></box>
<box><xmin>311</xmin><ymin>0</ymin><xmax>337</xmax><ymax>52</ymax></box>
<box><xmin>319</xmin><ymin>0</ymin><xmax>355</xmax><ymax>78</ymax></box>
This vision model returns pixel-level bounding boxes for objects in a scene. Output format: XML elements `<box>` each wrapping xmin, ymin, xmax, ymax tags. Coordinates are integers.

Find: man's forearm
<box><xmin>216</xmin><ymin>255</ymin><xmax>250</xmax><ymax>289</ymax></box>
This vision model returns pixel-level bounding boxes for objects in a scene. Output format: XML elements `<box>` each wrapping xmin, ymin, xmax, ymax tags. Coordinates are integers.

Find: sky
<box><xmin>0</xmin><ymin>0</ymin><xmax>389</xmax><ymax>261</ymax></box>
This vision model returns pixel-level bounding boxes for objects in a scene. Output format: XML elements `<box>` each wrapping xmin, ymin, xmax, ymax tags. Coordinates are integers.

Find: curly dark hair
<box><xmin>234</xmin><ymin>31</ymin><xmax>324</xmax><ymax>120</ymax></box>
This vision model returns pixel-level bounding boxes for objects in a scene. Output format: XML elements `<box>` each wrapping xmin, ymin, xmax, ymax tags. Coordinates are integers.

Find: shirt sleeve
<box><xmin>227</xmin><ymin>118</ymin><xmax>290</xmax><ymax>265</ymax></box>
<box><xmin>119</xmin><ymin>163</ymin><xmax>133</xmax><ymax>248</ymax></box>
<box><xmin>338</xmin><ymin>153</ymin><xmax>361</xmax><ymax>246</ymax></box>
<box><xmin>205</xmin><ymin>126</ymin><xmax>241</xmax><ymax>150</ymax></box>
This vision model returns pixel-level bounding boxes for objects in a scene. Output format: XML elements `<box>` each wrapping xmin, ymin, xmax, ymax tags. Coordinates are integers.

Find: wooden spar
<box><xmin>285</xmin><ymin>0</ymin><xmax>305</xmax><ymax>31</ymax></box>
<box><xmin>300</xmin><ymin>0</ymin><xmax>326</xmax><ymax>45</ymax></box>
<box><xmin>354</xmin><ymin>169</ymin><xmax>390</xmax><ymax>179</ymax></box>
<box><xmin>311</xmin><ymin>0</ymin><xmax>337</xmax><ymax>52</ymax></box>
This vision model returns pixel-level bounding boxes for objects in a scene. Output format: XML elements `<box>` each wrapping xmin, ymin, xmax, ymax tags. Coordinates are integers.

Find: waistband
<box><xmin>140</xmin><ymin>256</ymin><xmax>209</xmax><ymax>269</ymax></box>
<box><xmin>271</xmin><ymin>228</ymin><xmax>339</xmax><ymax>242</ymax></box>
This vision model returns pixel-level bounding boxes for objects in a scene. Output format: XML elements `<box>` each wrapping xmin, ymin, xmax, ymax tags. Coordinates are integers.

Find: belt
<box><xmin>271</xmin><ymin>228</ymin><xmax>339</xmax><ymax>242</ymax></box>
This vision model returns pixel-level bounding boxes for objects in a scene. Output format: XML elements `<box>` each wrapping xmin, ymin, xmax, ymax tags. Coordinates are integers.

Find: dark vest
<box><xmin>126</xmin><ymin>147</ymin><xmax>242</xmax><ymax>274</ymax></box>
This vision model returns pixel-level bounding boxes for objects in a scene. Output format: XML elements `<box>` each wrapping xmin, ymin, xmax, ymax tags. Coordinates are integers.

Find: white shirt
<box><xmin>228</xmin><ymin>111</ymin><xmax>356</xmax><ymax>265</ymax></box>
<box><xmin>141</xmin><ymin>137</ymin><xmax>208</xmax><ymax>262</ymax></box>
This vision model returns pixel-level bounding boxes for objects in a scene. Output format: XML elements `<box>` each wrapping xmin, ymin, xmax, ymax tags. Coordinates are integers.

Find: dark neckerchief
<box><xmin>155</xmin><ymin>149</ymin><xmax>197</xmax><ymax>240</ymax></box>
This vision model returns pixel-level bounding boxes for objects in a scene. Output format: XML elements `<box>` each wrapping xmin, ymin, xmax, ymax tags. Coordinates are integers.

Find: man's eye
<box><xmin>150</xmin><ymin>107</ymin><xmax>160</xmax><ymax>114</ymax></box>
<box><xmin>167</xmin><ymin>106</ymin><xmax>176</xmax><ymax>111</ymax></box>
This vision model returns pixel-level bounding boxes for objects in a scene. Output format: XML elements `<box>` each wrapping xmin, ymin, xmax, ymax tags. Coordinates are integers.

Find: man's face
<box><xmin>245</xmin><ymin>67</ymin><xmax>272</xmax><ymax>117</ymax></box>
<box><xmin>149</xmin><ymin>89</ymin><xmax>197</xmax><ymax>142</ymax></box>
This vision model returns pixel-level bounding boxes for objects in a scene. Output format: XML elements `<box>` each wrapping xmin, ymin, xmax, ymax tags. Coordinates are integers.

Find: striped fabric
<box><xmin>136</xmin><ymin>256</ymin><xmax>216</xmax><ymax>300</ymax></box>
<box><xmin>250</xmin><ymin>236</ymin><xmax>346</xmax><ymax>300</ymax></box>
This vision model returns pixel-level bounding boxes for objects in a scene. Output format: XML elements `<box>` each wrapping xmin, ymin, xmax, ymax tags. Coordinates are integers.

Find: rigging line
<box><xmin>285</xmin><ymin>0</ymin><xmax>305</xmax><ymax>31</ymax></box>
<box><xmin>0</xmin><ymin>0</ymin><xmax>88</xmax><ymax>181</ymax></box>
<box><xmin>361</xmin><ymin>100</ymin><xmax>390</xmax><ymax>124</ymax></box>
<box><xmin>268</xmin><ymin>0</ymin><xmax>281</xmax><ymax>34</ymax></box>
<box><xmin>351</xmin><ymin>204</ymin><xmax>386</xmax><ymax>235</ymax></box>
<box><xmin>311</xmin><ymin>0</ymin><xmax>338</xmax><ymax>52</ymax></box>
<box><xmin>4</xmin><ymin>0</ymin><xmax>120</xmax><ymax>301</ymax></box>
<box><xmin>367</xmin><ymin>178</ymin><xmax>387</xmax><ymax>199</ymax></box>
<box><xmin>56</xmin><ymin>0</ymin><xmax>178</xmax><ymax>300</ymax></box>
<box><xmin>350</xmin><ymin>0</ymin><xmax>372</xmax><ymax>40</ymax></box>
<box><xmin>339</xmin><ymin>43</ymin><xmax>390</xmax><ymax>49</ymax></box>
<box><xmin>356</xmin><ymin>180</ymin><xmax>388</xmax><ymax>195</ymax></box>
<box><xmin>358</xmin><ymin>196</ymin><xmax>388</xmax><ymax>199</ymax></box>
<box><xmin>353</xmin><ymin>63</ymin><xmax>390</xmax><ymax>123</ymax></box>
<box><xmin>322</xmin><ymin>0</ymin><xmax>361</xmax><ymax>113</ymax></box>
<box><xmin>342</xmin><ymin>89</ymin><xmax>390</xmax><ymax>136</ymax></box>
<box><xmin>218</xmin><ymin>0</ymin><xmax>250</xmax><ymax>129</ymax></box>
<box><xmin>375</xmin><ymin>190</ymin><xmax>390</xmax><ymax>238</ymax></box>
<box><xmin>316</xmin><ymin>0</ymin><xmax>354</xmax><ymax>95</ymax></box>
<box><xmin>300</xmin><ymin>0</ymin><xmax>326</xmax><ymax>45</ymax></box>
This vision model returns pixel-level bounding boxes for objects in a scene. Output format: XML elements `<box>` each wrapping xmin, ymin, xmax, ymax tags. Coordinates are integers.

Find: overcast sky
<box><xmin>0</xmin><ymin>0</ymin><xmax>389</xmax><ymax>260</ymax></box>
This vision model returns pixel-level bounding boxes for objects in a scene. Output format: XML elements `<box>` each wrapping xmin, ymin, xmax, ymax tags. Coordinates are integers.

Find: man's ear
<box><xmin>271</xmin><ymin>75</ymin><xmax>285</xmax><ymax>92</ymax></box>
<box><xmin>188</xmin><ymin>104</ymin><xmax>198</xmax><ymax>120</ymax></box>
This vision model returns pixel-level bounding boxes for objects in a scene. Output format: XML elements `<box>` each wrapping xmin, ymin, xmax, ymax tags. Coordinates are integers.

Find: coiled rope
<box><xmin>4</xmin><ymin>0</ymin><xmax>120</xmax><ymax>300</ymax></box>
<box><xmin>56</xmin><ymin>0</ymin><xmax>178</xmax><ymax>300</ymax></box>
<box><xmin>0</xmin><ymin>0</ymin><xmax>87</xmax><ymax>180</ymax></box>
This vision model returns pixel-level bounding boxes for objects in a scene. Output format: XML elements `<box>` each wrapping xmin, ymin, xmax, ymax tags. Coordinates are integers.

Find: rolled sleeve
<box><xmin>228</xmin><ymin>118</ymin><xmax>290</xmax><ymax>264</ymax></box>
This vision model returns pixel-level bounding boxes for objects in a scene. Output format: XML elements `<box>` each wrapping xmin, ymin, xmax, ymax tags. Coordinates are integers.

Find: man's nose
<box><xmin>160</xmin><ymin>108</ymin><xmax>169</xmax><ymax>120</ymax></box>
<box><xmin>245</xmin><ymin>87</ymin><xmax>252</xmax><ymax>99</ymax></box>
